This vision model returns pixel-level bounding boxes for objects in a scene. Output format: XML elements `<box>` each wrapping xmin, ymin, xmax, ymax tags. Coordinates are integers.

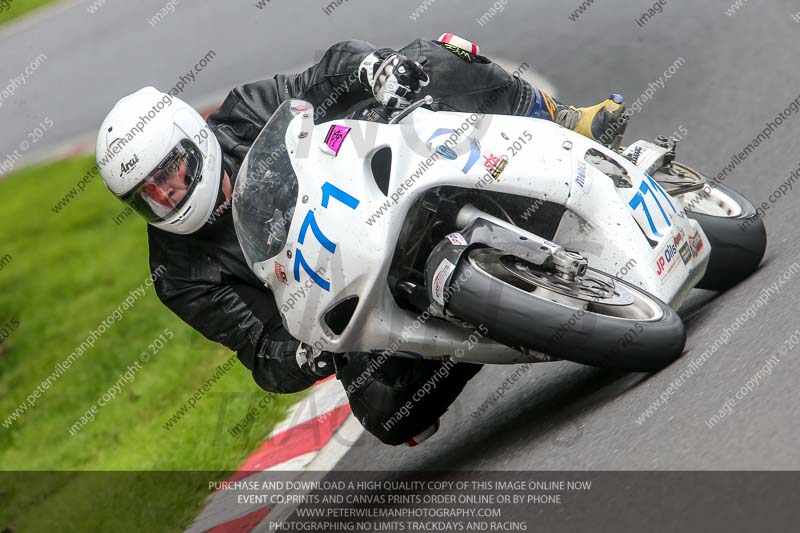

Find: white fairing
<box><xmin>239</xmin><ymin>102</ymin><xmax>709</xmax><ymax>361</ymax></box>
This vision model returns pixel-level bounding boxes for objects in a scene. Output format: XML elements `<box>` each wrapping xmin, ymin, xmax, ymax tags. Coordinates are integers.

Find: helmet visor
<box><xmin>120</xmin><ymin>139</ymin><xmax>204</xmax><ymax>222</ymax></box>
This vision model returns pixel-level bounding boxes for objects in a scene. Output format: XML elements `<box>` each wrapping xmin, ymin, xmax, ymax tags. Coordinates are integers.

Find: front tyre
<box><xmin>446</xmin><ymin>248</ymin><xmax>686</xmax><ymax>372</ymax></box>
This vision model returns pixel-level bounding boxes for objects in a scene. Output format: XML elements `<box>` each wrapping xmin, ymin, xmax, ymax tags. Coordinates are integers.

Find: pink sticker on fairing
<box><xmin>324</xmin><ymin>125</ymin><xmax>351</xmax><ymax>155</ymax></box>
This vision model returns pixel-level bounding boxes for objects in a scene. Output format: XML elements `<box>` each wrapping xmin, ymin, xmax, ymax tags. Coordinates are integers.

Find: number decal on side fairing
<box><xmin>321</xmin><ymin>181</ymin><xmax>359</xmax><ymax>209</ymax></box>
<box><xmin>293</xmin><ymin>249</ymin><xmax>331</xmax><ymax>290</ymax></box>
<box><xmin>293</xmin><ymin>182</ymin><xmax>360</xmax><ymax>291</ymax></box>
<box><xmin>628</xmin><ymin>173</ymin><xmax>677</xmax><ymax>245</ymax></box>
<box><xmin>298</xmin><ymin>211</ymin><xmax>336</xmax><ymax>253</ymax></box>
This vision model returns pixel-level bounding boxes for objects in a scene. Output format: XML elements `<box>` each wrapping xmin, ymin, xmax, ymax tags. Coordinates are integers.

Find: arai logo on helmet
<box><xmin>120</xmin><ymin>154</ymin><xmax>140</xmax><ymax>176</ymax></box>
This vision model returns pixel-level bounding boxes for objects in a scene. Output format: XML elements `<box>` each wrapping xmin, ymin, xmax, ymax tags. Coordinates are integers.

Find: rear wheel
<box><xmin>446</xmin><ymin>248</ymin><xmax>686</xmax><ymax>372</ymax></box>
<box><xmin>676</xmin><ymin>174</ymin><xmax>767</xmax><ymax>291</ymax></box>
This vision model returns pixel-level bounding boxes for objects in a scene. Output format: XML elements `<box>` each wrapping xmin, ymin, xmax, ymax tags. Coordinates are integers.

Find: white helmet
<box><xmin>96</xmin><ymin>87</ymin><xmax>223</xmax><ymax>234</ymax></box>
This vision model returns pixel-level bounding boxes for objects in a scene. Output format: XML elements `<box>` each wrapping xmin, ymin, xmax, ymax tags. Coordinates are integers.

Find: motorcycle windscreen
<box><xmin>232</xmin><ymin>100</ymin><xmax>309</xmax><ymax>269</ymax></box>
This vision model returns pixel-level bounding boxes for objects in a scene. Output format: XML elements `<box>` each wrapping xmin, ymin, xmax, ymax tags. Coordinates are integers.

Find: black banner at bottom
<box><xmin>2</xmin><ymin>471</ymin><xmax>798</xmax><ymax>532</ymax></box>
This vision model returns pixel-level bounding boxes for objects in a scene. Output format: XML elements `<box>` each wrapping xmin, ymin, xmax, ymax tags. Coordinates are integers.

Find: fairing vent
<box><xmin>324</xmin><ymin>296</ymin><xmax>359</xmax><ymax>335</ymax></box>
<box><xmin>370</xmin><ymin>147</ymin><xmax>392</xmax><ymax>196</ymax></box>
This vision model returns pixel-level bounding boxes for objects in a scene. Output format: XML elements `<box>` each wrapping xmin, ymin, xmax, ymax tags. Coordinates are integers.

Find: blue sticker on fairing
<box><xmin>427</xmin><ymin>128</ymin><xmax>482</xmax><ymax>173</ymax></box>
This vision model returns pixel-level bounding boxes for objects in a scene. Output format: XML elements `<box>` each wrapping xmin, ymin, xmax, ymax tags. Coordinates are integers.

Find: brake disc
<box><xmin>500</xmin><ymin>256</ymin><xmax>635</xmax><ymax>306</ymax></box>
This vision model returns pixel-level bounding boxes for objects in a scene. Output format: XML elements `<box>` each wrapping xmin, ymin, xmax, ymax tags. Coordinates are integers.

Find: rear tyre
<box><xmin>680</xmin><ymin>180</ymin><xmax>767</xmax><ymax>291</ymax></box>
<box><xmin>446</xmin><ymin>248</ymin><xmax>686</xmax><ymax>372</ymax></box>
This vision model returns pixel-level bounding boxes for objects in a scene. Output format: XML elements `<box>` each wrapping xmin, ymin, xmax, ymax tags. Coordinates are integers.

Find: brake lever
<box><xmin>388</xmin><ymin>95</ymin><xmax>435</xmax><ymax>125</ymax></box>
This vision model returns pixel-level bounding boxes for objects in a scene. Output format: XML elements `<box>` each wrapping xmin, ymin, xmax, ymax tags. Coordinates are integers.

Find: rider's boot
<box><xmin>555</xmin><ymin>94</ymin><xmax>628</xmax><ymax>148</ymax></box>
<box><xmin>405</xmin><ymin>419</ymin><xmax>440</xmax><ymax>447</ymax></box>
<box><xmin>529</xmin><ymin>86</ymin><xmax>628</xmax><ymax>148</ymax></box>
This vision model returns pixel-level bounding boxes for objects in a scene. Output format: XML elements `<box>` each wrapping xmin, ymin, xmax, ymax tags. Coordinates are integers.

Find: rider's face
<box><xmin>144</xmin><ymin>155</ymin><xmax>189</xmax><ymax>208</ymax></box>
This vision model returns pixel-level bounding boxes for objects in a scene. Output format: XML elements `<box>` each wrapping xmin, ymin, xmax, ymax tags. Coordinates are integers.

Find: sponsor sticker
<box><xmin>432</xmin><ymin>259</ymin><xmax>457</xmax><ymax>305</ymax></box>
<box><xmin>435</xmin><ymin>145</ymin><xmax>458</xmax><ymax>160</ymax></box>
<box><xmin>275</xmin><ymin>261</ymin><xmax>289</xmax><ymax>285</ymax></box>
<box><xmin>483</xmin><ymin>153</ymin><xmax>508</xmax><ymax>180</ymax></box>
<box><xmin>576</xmin><ymin>162</ymin><xmax>593</xmax><ymax>193</ymax></box>
<box><xmin>679</xmin><ymin>242</ymin><xmax>692</xmax><ymax>265</ymax></box>
<box><xmin>656</xmin><ymin>243</ymin><xmax>679</xmax><ymax>277</ymax></box>
<box><xmin>442</xmin><ymin>42</ymin><xmax>474</xmax><ymax>62</ymax></box>
<box><xmin>426</xmin><ymin>129</ymin><xmax>482</xmax><ymax>174</ymax></box>
<box><xmin>624</xmin><ymin>143</ymin><xmax>657</xmax><ymax>169</ymax></box>
<box><xmin>688</xmin><ymin>231</ymin><xmax>705</xmax><ymax>257</ymax></box>
<box><xmin>634</xmin><ymin>147</ymin><xmax>652</xmax><ymax>168</ymax></box>
<box><xmin>324</xmin><ymin>125</ymin><xmax>351</xmax><ymax>156</ymax></box>
<box><xmin>674</xmin><ymin>229</ymin><xmax>685</xmax><ymax>247</ymax></box>
<box><xmin>446</xmin><ymin>232</ymin><xmax>468</xmax><ymax>246</ymax></box>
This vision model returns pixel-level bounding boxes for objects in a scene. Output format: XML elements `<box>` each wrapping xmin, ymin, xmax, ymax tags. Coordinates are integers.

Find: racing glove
<box><xmin>263</xmin><ymin>338</ymin><xmax>336</xmax><ymax>383</ymax></box>
<box><xmin>359</xmin><ymin>49</ymin><xmax>430</xmax><ymax>109</ymax></box>
<box><xmin>294</xmin><ymin>342</ymin><xmax>336</xmax><ymax>380</ymax></box>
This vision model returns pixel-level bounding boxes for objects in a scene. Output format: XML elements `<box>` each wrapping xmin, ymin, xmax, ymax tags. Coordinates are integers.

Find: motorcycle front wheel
<box><xmin>445</xmin><ymin>248</ymin><xmax>686</xmax><ymax>372</ymax></box>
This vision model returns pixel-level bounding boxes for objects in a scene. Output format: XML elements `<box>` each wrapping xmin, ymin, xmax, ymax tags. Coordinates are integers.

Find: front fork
<box><xmin>423</xmin><ymin>204</ymin><xmax>588</xmax><ymax>318</ymax></box>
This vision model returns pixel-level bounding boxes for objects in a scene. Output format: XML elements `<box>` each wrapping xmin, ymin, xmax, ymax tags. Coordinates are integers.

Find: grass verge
<box><xmin>0</xmin><ymin>156</ymin><xmax>302</xmax><ymax>532</ymax></box>
<box><xmin>0</xmin><ymin>0</ymin><xmax>61</xmax><ymax>26</ymax></box>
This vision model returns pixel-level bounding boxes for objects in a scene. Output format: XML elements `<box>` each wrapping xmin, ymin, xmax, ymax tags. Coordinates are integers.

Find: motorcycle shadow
<box><xmin>404</xmin><ymin>363</ymin><xmax>647</xmax><ymax>470</ymax></box>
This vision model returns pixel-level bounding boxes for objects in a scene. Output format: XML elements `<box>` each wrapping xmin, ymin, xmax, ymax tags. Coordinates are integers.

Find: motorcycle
<box><xmin>232</xmin><ymin>96</ymin><xmax>767</xmax><ymax>371</ymax></box>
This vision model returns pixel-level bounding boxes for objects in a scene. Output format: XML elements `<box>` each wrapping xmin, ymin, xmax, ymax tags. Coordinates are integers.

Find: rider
<box><xmin>95</xmin><ymin>35</ymin><xmax>626</xmax><ymax>446</ymax></box>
